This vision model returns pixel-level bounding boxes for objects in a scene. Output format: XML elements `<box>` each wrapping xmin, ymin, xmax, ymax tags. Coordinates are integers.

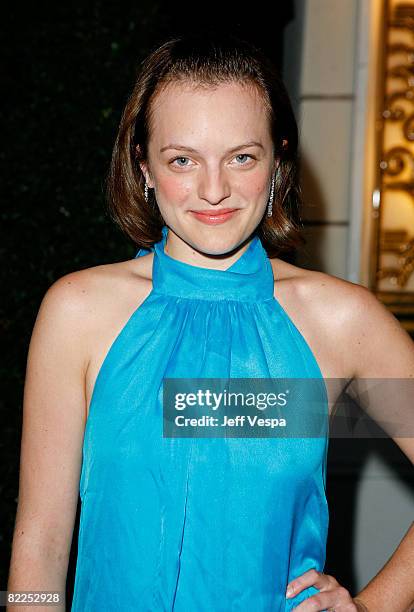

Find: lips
<box><xmin>192</xmin><ymin>208</ymin><xmax>238</xmax><ymax>216</ymax></box>
<box><xmin>190</xmin><ymin>209</ymin><xmax>239</xmax><ymax>225</ymax></box>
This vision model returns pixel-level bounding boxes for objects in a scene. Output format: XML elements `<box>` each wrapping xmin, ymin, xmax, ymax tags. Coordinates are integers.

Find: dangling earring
<box><xmin>144</xmin><ymin>182</ymin><xmax>149</xmax><ymax>202</ymax></box>
<box><xmin>267</xmin><ymin>172</ymin><xmax>275</xmax><ymax>217</ymax></box>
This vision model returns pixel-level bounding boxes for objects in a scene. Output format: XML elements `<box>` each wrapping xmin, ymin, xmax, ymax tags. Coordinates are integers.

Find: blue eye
<box><xmin>171</xmin><ymin>157</ymin><xmax>190</xmax><ymax>167</ymax></box>
<box><xmin>235</xmin><ymin>154</ymin><xmax>253</xmax><ymax>164</ymax></box>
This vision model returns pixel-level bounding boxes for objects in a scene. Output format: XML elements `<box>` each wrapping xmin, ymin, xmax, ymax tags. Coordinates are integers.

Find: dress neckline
<box><xmin>135</xmin><ymin>225</ymin><xmax>275</xmax><ymax>302</ymax></box>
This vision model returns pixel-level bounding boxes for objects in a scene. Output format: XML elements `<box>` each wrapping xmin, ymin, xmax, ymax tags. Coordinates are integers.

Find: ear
<box><xmin>135</xmin><ymin>145</ymin><xmax>155</xmax><ymax>188</ymax></box>
<box><xmin>139</xmin><ymin>162</ymin><xmax>153</xmax><ymax>187</ymax></box>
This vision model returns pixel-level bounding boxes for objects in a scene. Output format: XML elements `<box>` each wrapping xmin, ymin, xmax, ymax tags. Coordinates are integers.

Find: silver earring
<box><xmin>267</xmin><ymin>173</ymin><xmax>275</xmax><ymax>217</ymax></box>
<box><xmin>144</xmin><ymin>182</ymin><xmax>149</xmax><ymax>202</ymax></box>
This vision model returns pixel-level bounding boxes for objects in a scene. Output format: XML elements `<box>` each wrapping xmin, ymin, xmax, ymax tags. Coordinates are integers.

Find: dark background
<box><xmin>2</xmin><ymin>1</ymin><xmax>413</xmax><ymax>608</ymax></box>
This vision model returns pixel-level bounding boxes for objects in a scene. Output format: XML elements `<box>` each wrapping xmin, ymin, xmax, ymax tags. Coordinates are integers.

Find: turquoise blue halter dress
<box><xmin>71</xmin><ymin>225</ymin><xmax>329</xmax><ymax>611</ymax></box>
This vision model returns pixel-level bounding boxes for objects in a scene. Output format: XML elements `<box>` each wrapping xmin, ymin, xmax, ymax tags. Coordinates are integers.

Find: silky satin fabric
<box><xmin>71</xmin><ymin>225</ymin><xmax>329</xmax><ymax>611</ymax></box>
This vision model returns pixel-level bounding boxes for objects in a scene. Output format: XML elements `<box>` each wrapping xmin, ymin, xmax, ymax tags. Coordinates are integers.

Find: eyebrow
<box><xmin>160</xmin><ymin>141</ymin><xmax>264</xmax><ymax>154</ymax></box>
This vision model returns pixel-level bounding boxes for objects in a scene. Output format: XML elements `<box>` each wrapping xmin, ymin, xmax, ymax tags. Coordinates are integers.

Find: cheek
<box><xmin>238</xmin><ymin>171</ymin><xmax>269</xmax><ymax>198</ymax></box>
<box><xmin>158</xmin><ymin>176</ymin><xmax>191</xmax><ymax>203</ymax></box>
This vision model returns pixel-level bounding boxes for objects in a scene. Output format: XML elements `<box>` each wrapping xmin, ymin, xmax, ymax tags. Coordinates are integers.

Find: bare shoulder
<box><xmin>49</xmin><ymin>252</ymin><xmax>152</xmax><ymax>300</ymax></box>
<box><xmin>269</xmin><ymin>257</ymin><xmax>414</xmax><ymax>378</ymax></box>
<box><xmin>270</xmin><ymin>256</ymin><xmax>381</xmax><ymax>317</ymax></box>
<box><xmin>47</xmin><ymin>252</ymin><xmax>153</xmax><ymax>298</ymax></box>
<box><xmin>38</xmin><ymin>254</ymin><xmax>154</xmax><ymax>355</ymax></box>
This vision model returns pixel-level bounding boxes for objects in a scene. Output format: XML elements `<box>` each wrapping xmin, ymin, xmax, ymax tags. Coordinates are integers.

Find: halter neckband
<box><xmin>135</xmin><ymin>225</ymin><xmax>275</xmax><ymax>302</ymax></box>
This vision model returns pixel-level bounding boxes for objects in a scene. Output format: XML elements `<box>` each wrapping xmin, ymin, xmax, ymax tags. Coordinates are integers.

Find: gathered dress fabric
<box><xmin>71</xmin><ymin>225</ymin><xmax>329</xmax><ymax>611</ymax></box>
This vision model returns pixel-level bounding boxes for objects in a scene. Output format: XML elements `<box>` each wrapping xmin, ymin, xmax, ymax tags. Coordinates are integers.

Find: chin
<box><xmin>187</xmin><ymin>229</ymin><xmax>249</xmax><ymax>257</ymax></box>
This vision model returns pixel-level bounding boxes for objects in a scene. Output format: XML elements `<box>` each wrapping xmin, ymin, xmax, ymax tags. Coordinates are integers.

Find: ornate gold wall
<box><xmin>374</xmin><ymin>0</ymin><xmax>414</xmax><ymax>332</ymax></box>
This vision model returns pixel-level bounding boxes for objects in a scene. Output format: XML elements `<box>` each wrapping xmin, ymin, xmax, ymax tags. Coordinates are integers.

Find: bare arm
<box><xmin>343</xmin><ymin>285</ymin><xmax>414</xmax><ymax>612</ymax></box>
<box><xmin>353</xmin><ymin>521</ymin><xmax>414</xmax><ymax>612</ymax></box>
<box><xmin>7</xmin><ymin>272</ymin><xmax>91</xmax><ymax>611</ymax></box>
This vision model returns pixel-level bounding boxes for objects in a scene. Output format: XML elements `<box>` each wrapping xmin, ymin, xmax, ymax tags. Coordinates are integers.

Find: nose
<box><xmin>198</xmin><ymin>167</ymin><xmax>231</xmax><ymax>206</ymax></box>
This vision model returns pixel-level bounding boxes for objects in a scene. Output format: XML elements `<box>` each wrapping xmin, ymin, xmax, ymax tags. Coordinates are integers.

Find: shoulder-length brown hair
<box><xmin>106</xmin><ymin>32</ymin><xmax>305</xmax><ymax>258</ymax></box>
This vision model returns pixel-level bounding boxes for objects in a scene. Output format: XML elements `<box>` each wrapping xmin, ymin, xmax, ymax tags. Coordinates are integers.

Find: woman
<box><xmin>7</xmin><ymin>33</ymin><xmax>414</xmax><ymax>612</ymax></box>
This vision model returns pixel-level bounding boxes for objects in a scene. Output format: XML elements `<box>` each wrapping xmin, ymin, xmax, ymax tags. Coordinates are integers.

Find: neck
<box><xmin>164</xmin><ymin>227</ymin><xmax>256</xmax><ymax>271</ymax></box>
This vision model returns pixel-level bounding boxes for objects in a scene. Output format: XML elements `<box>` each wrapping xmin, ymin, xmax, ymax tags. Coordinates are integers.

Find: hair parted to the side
<box><xmin>106</xmin><ymin>31</ymin><xmax>306</xmax><ymax>258</ymax></box>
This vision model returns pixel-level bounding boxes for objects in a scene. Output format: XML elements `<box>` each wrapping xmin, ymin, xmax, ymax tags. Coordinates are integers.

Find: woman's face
<box><xmin>139</xmin><ymin>80</ymin><xmax>278</xmax><ymax>258</ymax></box>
